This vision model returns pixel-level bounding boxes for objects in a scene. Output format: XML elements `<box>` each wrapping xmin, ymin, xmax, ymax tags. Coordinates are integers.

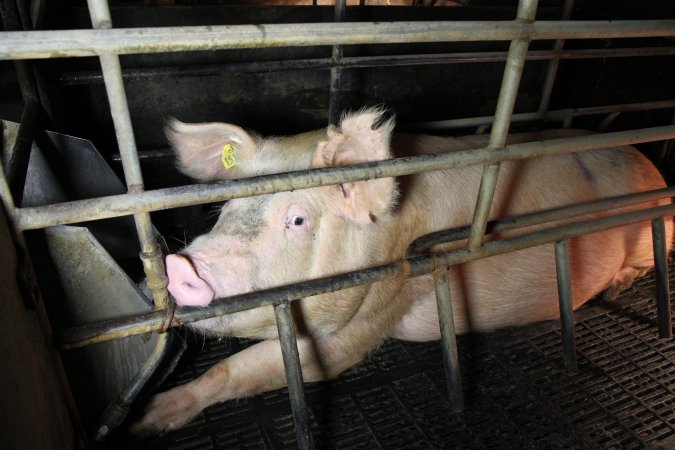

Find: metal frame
<box><xmin>0</xmin><ymin>0</ymin><xmax>674</xmax><ymax>448</ymax></box>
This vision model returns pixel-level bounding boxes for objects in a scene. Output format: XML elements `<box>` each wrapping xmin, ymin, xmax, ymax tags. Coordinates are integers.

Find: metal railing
<box><xmin>0</xmin><ymin>0</ymin><xmax>674</xmax><ymax>448</ymax></box>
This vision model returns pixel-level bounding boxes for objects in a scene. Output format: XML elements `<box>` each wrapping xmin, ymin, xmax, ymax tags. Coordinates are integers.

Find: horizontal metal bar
<box><xmin>407</xmin><ymin>186</ymin><xmax>675</xmax><ymax>254</ymax></box>
<box><xmin>61</xmin><ymin>259</ymin><xmax>403</xmax><ymax>348</ymax></box>
<box><xmin>2</xmin><ymin>20</ymin><xmax>675</xmax><ymax>60</ymax></box>
<box><xmin>412</xmin><ymin>99</ymin><xmax>675</xmax><ymax>131</ymax></box>
<box><xmin>14</xmin><ymin>125</ymin><xmax>675</xmax><ymax>231</ymax></box>
<box><xmin>59</xmin><ymin>201</ymin><xmax>675</xmax><ymax>349</ymax></box>
<box><xmin>58</xmin><ymin>47</ymin><xmax>675</xmax><ymax>86</ymax></box>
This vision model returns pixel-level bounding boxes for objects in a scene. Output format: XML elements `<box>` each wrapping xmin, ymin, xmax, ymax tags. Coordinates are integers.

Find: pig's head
<box><xmin>165</xmin><ymin>110</ymin><xmax>398</xmax><ymax>311</ymax></box>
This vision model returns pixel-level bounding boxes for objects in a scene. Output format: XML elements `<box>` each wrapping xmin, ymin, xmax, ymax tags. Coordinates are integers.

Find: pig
<box><xmin>130</xmin><ymin>109</ymin><xmax>672</xmax><ymax>435</ymax></box>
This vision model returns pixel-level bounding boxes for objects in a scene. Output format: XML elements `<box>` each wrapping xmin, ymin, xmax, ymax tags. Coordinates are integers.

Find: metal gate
<box><xmin>1</xmin><ymin>0</ymin><xmax>674</xmax><ymax>448</ymax></box>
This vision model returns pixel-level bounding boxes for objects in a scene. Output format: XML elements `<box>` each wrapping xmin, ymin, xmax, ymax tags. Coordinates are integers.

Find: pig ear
<box><xmin>313</xmin><ymin>109</ymin><xmax>397</xmax><ymax>224</ymax></box>
<box><xmin>166</xmin><ymin>119</ymin><xmax>259</xmax><ymax>181</ymax></box>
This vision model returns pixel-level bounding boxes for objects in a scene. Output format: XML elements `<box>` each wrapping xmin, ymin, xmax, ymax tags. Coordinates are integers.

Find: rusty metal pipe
<box><xmin>274</xmin><ymin>302</ymin><xmax>314</xmax><ymax>449</ymax></box>
<box><xmin>651</xmin><ymin>217</ymin><xmax>672</xmax><ymax>339</ymax></box>
<box><xmin>14</xmin><ymin>125</ymin><xmax>675</xmax><ymax>232</ymax></box>
<box><xmin>87</xmin><ymin>0</ymin><xmax>171</xmax><ymax>442</ymax></box>
<box><xmin>554</xmin><ymin>239</ymin><xmax>577</xmax><ymax>373</ymax></box>
<box><xmin>432</xmin><ymin>257</ymin><xmax>463</xmax><ymax>414</ymax></box>
<box><xmin>57</xmin><ymin>47</ymin><xmax>675</xmax><ymax>86</ymax></box>
<box><xmin>88</xmin><ymin>0</ymin><xmax>169</xmax><ymax>311</ymax></box>
<box><xmin>538</xmin><ymin>0</ymin><xmax>575</xmax><ymax>115</ymax></box>
<box><xmin>467</xmin><ymin>0</ymin><xmax>539</xmax><ymax>251</ymax></box>
<box><xmin>59</xmin><ymin>201</ymin><xmax>675</xmax><ymax>349</ymax></box>
<box><xmin>3</xmin><ymin>20</ymin><xmax>675</xmax><ymax>61</ymax></box>
<box><xmin>411</xmin><ymin>99</ymin><xmax>675</xmax><ymax>131</ymax></box>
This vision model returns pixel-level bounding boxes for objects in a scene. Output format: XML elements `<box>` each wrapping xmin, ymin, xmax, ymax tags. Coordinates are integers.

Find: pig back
<box><xmin>388</xmin><ymin>129</ymin><xmax>670</xmax><ymax>335</ymax></box>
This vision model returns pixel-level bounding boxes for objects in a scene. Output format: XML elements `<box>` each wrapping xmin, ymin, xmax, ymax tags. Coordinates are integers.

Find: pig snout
<box><xmin>166</xmin><ymin>253</ymin><xmax>215</xmax><ymax>306</ymax></box>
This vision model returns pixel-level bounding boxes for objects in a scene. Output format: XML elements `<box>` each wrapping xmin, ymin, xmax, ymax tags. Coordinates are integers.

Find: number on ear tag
<box><xmin>221</xmin><ymin>144</ymin><xmax>237</xmax><ymax>169</ymax></box>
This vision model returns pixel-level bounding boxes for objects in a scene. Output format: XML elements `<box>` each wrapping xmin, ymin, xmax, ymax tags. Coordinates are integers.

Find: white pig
<box><xmin>131</xmin><ymin>109</ymin><xmax>672</xmax><ymax>435</ymax></box>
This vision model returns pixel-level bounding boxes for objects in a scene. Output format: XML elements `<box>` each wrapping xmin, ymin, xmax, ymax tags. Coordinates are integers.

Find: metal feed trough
<box><xmin>1</xmin><ymin>0</ymin><xmax>674</xmax><ymax>448</ymax></box>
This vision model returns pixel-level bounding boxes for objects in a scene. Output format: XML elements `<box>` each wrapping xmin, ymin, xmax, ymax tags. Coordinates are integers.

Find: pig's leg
<box><xmin>131</xmin><ymin>281</ymin><xmax>408</xmax><ymax>436</ymax></box>
<box><xmin>130</xmin><ymin>335</ymin><xmax>365</xmax><ymax>436</ymax></box>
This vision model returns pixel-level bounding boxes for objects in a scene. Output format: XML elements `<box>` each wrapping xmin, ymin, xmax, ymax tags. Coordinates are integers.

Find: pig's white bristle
<box><xmin>341</xmin><ymin>106</ymin><xmax>395</xmax><ymax>132</ymax></box>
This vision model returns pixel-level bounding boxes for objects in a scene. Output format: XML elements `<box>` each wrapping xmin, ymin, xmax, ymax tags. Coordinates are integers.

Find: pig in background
<box><xmin>130</xmin><ymin>109</ymin><xmax>673</xmax><ymax>435</ymax></box>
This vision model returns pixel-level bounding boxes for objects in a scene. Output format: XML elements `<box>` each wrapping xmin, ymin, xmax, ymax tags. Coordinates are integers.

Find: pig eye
<box><xmin>291</xmin><ymin>216</ymin><xmax>304</xmax><ymax>226</ymax></box>
<box><xmin>285</xmin><ymin>215</ymin><xmax>307</xmax><ymax>229</ymax></box>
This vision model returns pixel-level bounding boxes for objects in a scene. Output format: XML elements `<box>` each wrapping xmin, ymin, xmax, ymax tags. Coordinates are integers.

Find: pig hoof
<box><xmin>602</xmin><ymin>267</ymin><xmax>647</xmax><ymax>302</ymax></box>
<box><xmin>129</xmin><ymin>386</ymin><xmax>203</xmax><ymax>437</ymax></box>
<box><xmin>602</xmin><ymin>285</ymin><xmax>622</xmax><ymax>302</ymax></box>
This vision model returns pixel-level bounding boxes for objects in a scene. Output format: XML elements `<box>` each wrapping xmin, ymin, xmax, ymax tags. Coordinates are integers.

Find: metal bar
<box><xmin>14</xmin><ymin>124</ymin><xmax>675</xmax><ymax>231</ymax></box>
<box><xmin>554</xmin><ymin>239</ymin><xmax>577</xmax><ymax>373</ymax></box>
<box><xmin>88</xmin><ymin>0</ymin><xmax>169</xmax><ymax>312</ymax></box>
<box><xmin>3</xmin><ymin>20</ymin><xmax>675</xmax><ymax>60</ymax></box>
<box><xmin>651</xmin><ymin>217</ymin><xmax>672</xmax><ymax>339</ymax></box>
<box><xmin>413</xmin><ymin>99</ymin><xmax>675</xmax><ymax>131</ymax></box>
<box><xmin>7</xmin><ymin>100</ymin><xmax>39</xmax><ymax>206</ymax></box>
<box><xmin>57</xmin><ymin>47</ymin><xmax>675</xmax><ymax>86</ymax></box>
<box><xmin>93</xmin><ymin>332</ymin><xmax>169</xmax><ymax>441</ymax></box>
<box><xmin>59</xmin><ymin>201</ymin><xmax>675</xmax><ymax>349</ymax></box>
<box><xmin>537</xmin><ymin>0</ymin><xmax>574</xmax><ymax>115</ymax></box>
<box><xmin>432</xmin><ymin>257</ymin><xmax>463</xmax><ymax>413</ymax></box>
<box><xmin>407</xmin><ymin>186</ymin><xmax>675</xmax><ymax>255</ymax></box>
<box><xmin>328</xmin><ymin>0</ymin><xmax>346</xmax><ymax>126</ymax></box>
<box><xmin>86</xmin><ymin>1</ymin><xmax>171</xmax><ymax>441</ymax></box>
<box><xmin>274</xmin><ymin>301</ymin><xmax>314</xmax><ymax>450</ymax></box>
<box><xmin>467</xmin><ymin>0</ymin><xmax>539</xmax><ymax>250</ymax></box>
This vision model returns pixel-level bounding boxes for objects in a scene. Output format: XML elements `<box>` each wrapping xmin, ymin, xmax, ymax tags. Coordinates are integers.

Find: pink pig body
<box><xmin>131</xmin><ymin>110</ymin><xmax>672</xmax><ymax>435</ymax></box>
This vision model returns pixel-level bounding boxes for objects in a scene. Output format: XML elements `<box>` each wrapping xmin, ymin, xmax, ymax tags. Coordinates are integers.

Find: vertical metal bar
<box><xmin>554</xmin><ymin>240</ymin><xmax>577</xmax><ymax>373</ymax></box>
<box><xmin>6</xmin><ymin>100</ymin><xmax>38</xmax><ymax>206</ymax></box>
<box><xmin>87</xmin><ymin>0</ymin><xmax>169</xmax><ymax>310</ymax></box>
<box><xmin>93</xmin><ymin>333</ymin><xmax>170</xmax><ymax>442</ymax></box>
<box><xmin>86</xmin><ymin>0</ymin><xmax>171</xmax><ymax>440</ymax></box>
<box><xmin>537</xmin><ymin>0</ymin><xmax>574</xmax><ymax>115</ymax></box>
<box><xmin>651</xmin><ymin>217</ymin><xmax>672</xmax><ymax>339</ymax></box>
<box><xmin>1</xmin><ymin>0</ymin><xmax>42</xmax><ymax>207</ymax></box>
<box><xmin>329</xmin><ymin>0</ymin><xmax>346</xmax><ymax>125</ymax></box>
<box><xmin>274</xmin><ymin>301</ymin><xmax>314</xmax><ymax>450</ymax></box>
<box><xmin>467</xmin><ymin>0</ymin><xmax>539</xmax><ymax>251</ymax></box>
<box><xmin>432</xmin><ymin>257</ymin><xmax>463</xmax><ymax>413</ymax></box>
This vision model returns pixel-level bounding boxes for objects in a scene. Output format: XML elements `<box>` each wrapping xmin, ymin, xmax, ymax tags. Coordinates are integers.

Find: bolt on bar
<box><xmin>468</xmin><ymin>0</ymin><xmax>539</xmax><ymax>251</ymax></box>
<box><xmin>274</xmin><ymin>302</ymin><xmax>314</xmax><ymax>450</ymax></box>
<box><xmin>3</xmin><ymin>20</ymin><xmax>675</xmax><ymax>61</ymax></box>
<box><xmin>651</xmin><ymin>217</ymin><xmax>672</xmax><ymax>339</ymax></box>
<box><xmin>554</xmin><ymin>239</ymin><xmax>577</xmax><ymax>373</ymax></box>
<box><xmin>12</xmin><ymin>124</ymin><xmax>675</xmax><ymax>232</ymax></box>
<box><xmin>432</xmin><ymin>257</ymin><xmax>463</xmax><ymax>414</ymax></box>
<box><xmin>59</xmin><ymin>201</ymin><xmax>675</xmax><ymax>349</ymax></box>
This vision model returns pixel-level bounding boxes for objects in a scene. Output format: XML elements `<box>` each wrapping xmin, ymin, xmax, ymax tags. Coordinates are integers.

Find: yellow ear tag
<box><xmin>221</xmin><ymin>144</ymin><xmax>237</xmax><ymax>169</ymax></box>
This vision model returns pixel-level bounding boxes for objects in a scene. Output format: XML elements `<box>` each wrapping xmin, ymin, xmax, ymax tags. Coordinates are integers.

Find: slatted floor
<box><xmin>106</xmin><ymin>271</ymin><xmax>675</xmax><ymax>449</ymax></box>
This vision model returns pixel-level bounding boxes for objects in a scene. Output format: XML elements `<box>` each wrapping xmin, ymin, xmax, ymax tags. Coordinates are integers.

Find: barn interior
<box><xmin>1</xmin><ymin>0</ymin><xmax>675</xmax><ymax>449</ymax></box>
